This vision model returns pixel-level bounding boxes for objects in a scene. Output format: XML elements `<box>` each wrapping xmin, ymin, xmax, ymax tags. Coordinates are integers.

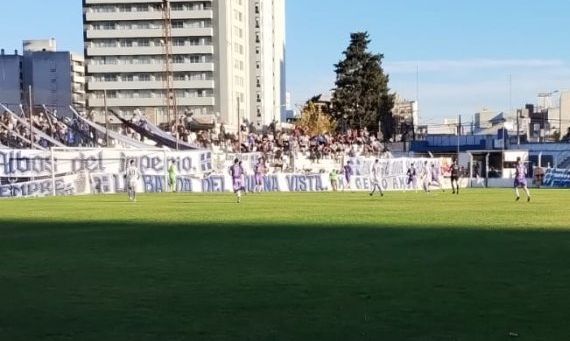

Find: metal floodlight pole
<box><xmin>516</xmin><ymin>109</ymin><xmax>520</xmax><ymax>145</ymax></box>
<box><xmin>104</xmin><ymin>89</ymin><xmax>110</xmax><ymax>146</ymax></box>
<box><xmin>28</xmin><ymin>85</ymin><xmax>33</xmax><ymax>149</ymax></box>
<box><xmin>501</xmin><ymin>117</ymin><xmax>505</xmax><ymax>173</ymax></box>
<box><xmin>558</xmin><ymin>91</ymin><xmax>563</xmax><ymax>141</ymax></box>
<box><xmin>456</xmin><ymin>114</ymin><xmax>461</xmax><ymax>160</ymax></box>
<box><xmin>162</xmin><ymin>0</ymin><xmax>176</xmax><ymax>133</ymax></box>
<box><xmin>176</xmin><ymin>117</ymin><xmax>179</xmax><ymax>150</ymax></box>
<box><xmin>237</xmin><ymin>97</ymin><xmax>241</xmax><ymax>148</ymax></box>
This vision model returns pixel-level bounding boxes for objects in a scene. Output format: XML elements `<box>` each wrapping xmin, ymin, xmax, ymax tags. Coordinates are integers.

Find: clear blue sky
<box><xmin>1</xmin><ymin>0</ymin><xmax>569</xmax><ymax>123</ymax></box>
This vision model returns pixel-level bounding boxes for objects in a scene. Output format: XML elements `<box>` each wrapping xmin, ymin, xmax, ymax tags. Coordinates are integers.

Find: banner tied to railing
<box><xmin>543</xmin><ymin>168</ymin><xmax>570</xmax><ymax>188</ymax></box>
<box><xmin>0</xmin><ymin>149</ymin><xmax>451</xmax><ymax>198</ymax></box>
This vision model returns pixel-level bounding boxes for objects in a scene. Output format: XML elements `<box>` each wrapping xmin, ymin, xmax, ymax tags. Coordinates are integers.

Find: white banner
<box><xmin>349</xmin><ymin>156</ymin><xmax>443</xmax><ymax>178</ymax></box>
<box><xmin>1</xmin><ymin>149</ymin><xmax>453</xmax><ymax>197</ymax></box>
<box><xmin>0</xmin><ymin>148</ymin><xmax>212</xmax><ymax>178</ymax></box>
<box><xmin>0</xmin><ymin>173</ymin><xmax>90</xmax><ymax>198</ymax></box>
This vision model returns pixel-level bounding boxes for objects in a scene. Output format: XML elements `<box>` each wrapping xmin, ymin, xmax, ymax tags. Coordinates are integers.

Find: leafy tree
<box><xmin>331</xmin><ymin>32</ymin><xmax>395</xmax><ymax>140</ymax></box>
<box><xmin>295</xmin><ymin>101</ymin><xmax>336</xmax><ymax>136</ymax></box>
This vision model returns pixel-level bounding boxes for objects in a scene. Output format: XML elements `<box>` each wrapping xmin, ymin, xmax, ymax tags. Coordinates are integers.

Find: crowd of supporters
<box><xmin>2</xmin><ymin>111</ymin><xmax>388</xmax><ymax>167</ymax></box>
<box><xmin>0</xmin><ymin>110</ymin><xmax>94</xmax><ymax>148</ymax></box>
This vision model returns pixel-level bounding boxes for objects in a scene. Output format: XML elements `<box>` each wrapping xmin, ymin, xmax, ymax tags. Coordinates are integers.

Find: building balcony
<box><xmin>85</xmin><ymin>9</ymin><xmax>213</xmax><ymax>22</ymax></box>
<box><xmin>85</xmin><ymin>0</ymin><xmax>212</xmax><ymax>4</ymax></box>
<box><xmin>73</xmin><ymin>75</ymin><xmax>86</xmax><ymax>84</ymax></box>
<box><xmin>85</xmin><ymin>27</ymin><xmax>213</xmax><ymax>39</ymax></box>
<box><xmin>73</xmin><ymin>85</ymin><xmax>86</xmax><ymax>94</ymax></box>
<box><xmin>87</xmin><ymin>96</ymin><xmax>215</xmax><ymax>108</ymax></box>
<box><xmin>85</xmin><ymin>0</ymin><xmax>161</xmax><ymax>3</ymax></box>
<box><xmin>87</xmin><ymin>80</ymin><xmax>215</xmax><ymax>91</ymax></box>
<box><xmin>72</xmin><ymin>64</ymin><xmax>85</xmax><ymax>73</ymax></box>
<box><xmin>86</xmin><ymin>45</ymin><xmax>214</xmax><ymax>56</ymax></box>
<box><xmin>73</xmin><ymin>95</ymin><xmax>86</xmax><ymax>103</ymax></box>
<box><xmin>86</xmin><ymin>62</ymin><xmax>215</xmax><ymax>74</ymax></box>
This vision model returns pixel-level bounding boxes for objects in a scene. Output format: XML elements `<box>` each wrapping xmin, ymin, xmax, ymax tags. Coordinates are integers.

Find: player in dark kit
<box><xmin>450</xmin><ymin>159</ymin><xmax>460</xmax><ymax>194</ymax></box>
<box><xmin>406</xmin><ymin>162</ymin><xmax>417</xmax><ymax>191</ymax></box>
<box><xmin>343</xmin><ymin>160</ymin><xmax>353</xmax><ymax>191</ymax></box>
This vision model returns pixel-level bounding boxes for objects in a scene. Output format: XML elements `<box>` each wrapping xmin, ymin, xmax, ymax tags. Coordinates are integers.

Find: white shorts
<box><xmin>128</xmin><ymin>179</ymin><xmax>138</xmax><ymax>191</ymax></box>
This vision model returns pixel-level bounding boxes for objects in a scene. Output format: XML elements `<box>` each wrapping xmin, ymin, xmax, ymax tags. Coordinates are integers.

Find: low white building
<box><xmin>391</xmin><ymin>94</ymin><xmax>418</xmax><ymax>139</ymax></box>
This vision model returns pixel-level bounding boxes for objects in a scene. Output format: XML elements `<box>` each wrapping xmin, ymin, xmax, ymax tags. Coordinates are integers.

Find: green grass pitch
<box><xmin>1</xmin><ymin>189</ymin><xmax>569</xmax><ymax>340</ymax></box>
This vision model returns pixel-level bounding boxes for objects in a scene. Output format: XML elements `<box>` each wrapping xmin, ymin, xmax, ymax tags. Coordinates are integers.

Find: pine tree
<box><xmin>331</xmin><ymin>32</ymin><xmax>395</xmax><ymax>140</ymax></box>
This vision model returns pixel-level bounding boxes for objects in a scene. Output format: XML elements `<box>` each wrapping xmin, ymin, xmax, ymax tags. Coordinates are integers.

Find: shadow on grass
<box><xmin>1</xmin><ymin>220</ymin><xmax>569</xmax><ymax>341</ymax></box>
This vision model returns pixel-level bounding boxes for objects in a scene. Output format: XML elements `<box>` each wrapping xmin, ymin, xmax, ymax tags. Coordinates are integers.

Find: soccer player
<box><xmin>406</xmin><ymin>162</ymin><xmax>417</xmax><ymax>191</ymax></box>
<box><xmin>167</xmin><ymin>160</ymin><xmax>176</xmax><ymax>192</ymax></box>
<box><xmin>420</xmin><ymin>161</ymin><xmax>431</xmax><ymax>193</ymax></box>
<box><xmin>369</xmin><ymin>159</ymin><xmax>384</xmax><ymax>197</ymax></box>
<box><xmin>514</xmin><ymin>157</ymin><xmax>531</xmax><ymax>202</ymax></box>
<box><xmin>239</xmin><ymin>160</ymin><xmax>247</xmax><ymax>193</ymax></box>
<box><xmin>125</xmin><ymin>159</ymin><xmax>140</xmax><ymax>202</ymax></box>
<box><xmin>329</xmin><ymin>169</ymin><xmax>339</xmax><ymax>192</ymax></box>
<box><xmin>254</xmin><ymin>157</ymin><xmax>265</xmax><ymax>193</ymax></box>
<box><xmin>450</xmin><ymin>159</ymin><xmax>460</xmax><ymax>195</ymax></box>
<box><xmin>343</xmin><ymin>160</ymin><xmax>353</xmax><ymax>191</ymax></box>
<box><xmin>230</xmin><ymin>158</ymin><xmax>245</xmax><ymax>203</ymax></box>
<box><xmin>429</xmin><ymin>162</ymin><xmax>444</xmax><ymax>192</ymax></box>
<box><xmin>473</xmin><ymin>162</ymin><xmax>485</xmax><ymax>187</ymax></box>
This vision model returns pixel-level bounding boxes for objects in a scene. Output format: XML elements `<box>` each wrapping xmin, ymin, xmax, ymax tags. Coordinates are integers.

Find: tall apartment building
<box><xmin>83</xmin><ymin>0</ymin><xmax>285</xmax><ymax>131</ymax></box>
<box><xmin>0</xmin><ymin>50</ymin><xmax>23</xmax><ymax>110</ymax></box>
<box><xmin>250</xmin><ymin>0</ymin><xmax>286</xmax><ymax>127</ymax></box>
<box><xmin>0</xmin><ymin>40</ymin><xmax>85</xmax><ymax>115</ymax></box>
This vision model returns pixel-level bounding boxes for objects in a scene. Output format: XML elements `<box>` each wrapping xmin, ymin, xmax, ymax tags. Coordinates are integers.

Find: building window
<box><xmin>171</xmin><ymin>21</ymin><xmax>184</xmax><ymax>29</ymax></box>
<box><xmin>171</xmin><ymin>3</ymin><xmax>184</xmax><ymax>11</ymax></box>
<box><xmin>104</xmin><ymin>57</ymin><xmax>118</xmax><ymax>65</ymax></box>
<box><xmin>189</xmin><ymin>55</ymin><xmax>202</xmax><ymax>63</ymax></box>
<box><xmin>173</xmin><ymin>38</ymin><xmax>186</xmax><ymax>46</ymax></box>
